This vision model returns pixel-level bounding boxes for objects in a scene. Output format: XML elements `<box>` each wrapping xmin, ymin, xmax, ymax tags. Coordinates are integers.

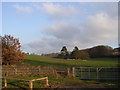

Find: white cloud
<box><xmin>44</xmin><ymin>12</ymin><xmax>117</xmax><ymax>43</ymax></box>
<box><xmin>34</xmin><ymin>3</ymin><xmax>80</xmax><ymax>19</ymax></box>
<box><xmin>13</xmin><ymin>3</ymin><xmax>32</xmax><ymax>13</ymax></box>
<box><xmin>22</xmin><ymin>12</ymin><xmax>117</xmax><ymax>54</ymax></box>
<box><xmin>44</xmin><ymin>21</ymin><xmax>81</xmax><ymax>40</ymax></box>
<box><xmin>22</xmin><ymin>38</ymin><xmax>69</xmax><ymax>54</ymax></box>
<box><xmin>42</xmin><ymin>3</ymin><xmax>80</xmax><ymax>15</ymax></box>
<box><xmin>83</xmin><ymin>12</ymin><xmax>118</xmax><ymax>42</ymax></box>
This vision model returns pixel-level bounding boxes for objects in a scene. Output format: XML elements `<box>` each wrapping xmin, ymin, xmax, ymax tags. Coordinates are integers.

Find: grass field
<box><xmin>24</xmin><ymin>55</ymin><xmax>118</xmax><ymax>67</ymax></box>
<box><xmin>2</xmin><ymin>55</ymin><xmax>119</xmax><ymax>89</ymax></box>
<box><xmin>3</xmin><ymin>76</ymin><xmax>119</xmax><ymax>88</ymax></box>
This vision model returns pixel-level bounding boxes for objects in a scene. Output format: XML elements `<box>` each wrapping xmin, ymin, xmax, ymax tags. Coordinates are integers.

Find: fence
<box><xmin>2</xmin><ymin>77</ymin><xmax>49</xmax><ymax>90</ymax></box>
<box><xmin>2</xmin><ymin>65</ymin><xmax>119</xmax><ymax>80</ymax></box>
<box><xmin>74</xmin><ymin>67</ymin><xmax>119</xmax><ymax>80</ymax></box>
<box><xmin>2</xmin><ymin>65</ymin><xmax>73</xmax><ymax>78</ymax></box>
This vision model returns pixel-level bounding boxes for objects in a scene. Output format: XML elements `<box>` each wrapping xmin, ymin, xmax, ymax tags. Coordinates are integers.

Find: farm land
<box><xmin>2</xmin><ymin>55</ymin><xmax>119</xmax><ymax>89</ymax></box>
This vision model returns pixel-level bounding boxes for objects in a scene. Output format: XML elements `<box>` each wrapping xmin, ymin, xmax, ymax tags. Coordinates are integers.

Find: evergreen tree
<box><xmin>71</xmin><ymin>46</ymin><xmax>80</xmax><ymax>59</ymax></box>
<box><xmin>60</xmin><ymin>46</ymin><xmax>68</xmax><ymax>59</ymax></box>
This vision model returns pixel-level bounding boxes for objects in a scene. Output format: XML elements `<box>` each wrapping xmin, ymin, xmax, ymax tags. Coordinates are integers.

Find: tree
<box><xmin>79</xmin><ymin>51</ymin><xmax>90</xmax><ymax>60</ymax></box>
<box><xmin>59</xmin><ymin>46</ymin><xmax>69</xmax><ymax>59</ymax></box>
<box><xmin>73</xmin><ymin>46</ymin><xmax>79</xmax><ymax>51</ymax></box>
<box><xmin>71</xmin><ymin>50</ymin><xmax>80</xmax><ymax>59</ymax></box>
<box><xmin>71</xmin><ymin>46</ymin><xmax>80</xmax><ymax>59</ymax></box>
<box><xmin>71</xmin><ymin>46</ymin><xmax>90</xmax><ymax>60</ymax></box>
<box><xmin>1</xmin><ymin>35</ymin><xmax>24</xmax><ymax>65</ymax></box>
<box><xmin>88</xmin><ymin>45</ymin><xmax>113</xmax><ymax>58</ymax></box>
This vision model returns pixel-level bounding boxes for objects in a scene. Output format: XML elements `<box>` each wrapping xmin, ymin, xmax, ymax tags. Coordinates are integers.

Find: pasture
<box><xmin>24</xmin><ymin>55</ymin><xmax>118</xmax><ymax>67</ymax></box>
<box><xmin>2</xmin><ymin>55</ymin><xmax>119</xmax><ymax>89</ymax></box>
<box><xmin>2</xmin><ymin>76</ymin><xmax>119</xmax><ymax>88</ymax></box>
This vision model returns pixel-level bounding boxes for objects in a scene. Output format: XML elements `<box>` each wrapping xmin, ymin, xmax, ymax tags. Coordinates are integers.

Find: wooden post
<box><xmin>29</xmin><ymin>80</ymin><xmax>33</xmax><ymax>90</ymax></box>
<box><xmin>72</xmin><ymin>67</ymin><xmax>75</xmax><ymax>77</ymax></box>
<box><xmin>46</xmin><ymin>77</ymin><xmax>49</xmax><ymax>86</ymax></box>
<box><xmin>14</xmin><ymin>67</ymin><xmax>17</xmax><ymax>75</ymax></box>
<box><xmin>4</xmin><ymin>78</ymin><xmax>7</xmax><ymax>87</ymax></box>
<box><xmin>81</xmin><ymin>67</ymin><xmax>82</xmax><ymax>79</ymax></box>
<box><xmin>6</xmin><ymin>71</ymin><xmax>8</xmax><ymax>76</ymax></box>
<box><xmin>38</xmin><ymin>66</ymin><xmax>41</xmax><ymax>73</ymax></box>
<box><xmin>96</xmin><ymin>68</ymin><xmax>99</xmax><ymax>80</ymax></box>
<box><xmin>55</xmin><ymin>70</ymin><xmax>58</xmax><ymax>78</ymax></box>
<box><xmin>67</xmin><ymin>68</ymin><xmax>70</xmax><ymax>78</ymax></box>
<box><xmin>89</xmin><ymin>68</ymin><xmax>90</xmax><ymax>79</ymax></box>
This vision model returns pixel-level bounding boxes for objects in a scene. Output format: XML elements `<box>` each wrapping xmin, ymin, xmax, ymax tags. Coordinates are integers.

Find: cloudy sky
<box><xmin>2</xmin><ymin>2</ymin><xmax>118</xmax><ymax>54</ymax></box>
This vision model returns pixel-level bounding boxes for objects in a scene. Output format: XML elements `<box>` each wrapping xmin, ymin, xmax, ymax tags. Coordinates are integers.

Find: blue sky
<box><xmin>2</xmin><ymin>2</ymin><xmax>118</xmax><ymax>54</ymax></box>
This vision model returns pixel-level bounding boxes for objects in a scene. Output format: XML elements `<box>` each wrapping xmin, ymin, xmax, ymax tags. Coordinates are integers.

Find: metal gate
<box><xmin>75</xmin><ymin>67</ymin><xmax>119</xmax><ymax>80</ymax></box>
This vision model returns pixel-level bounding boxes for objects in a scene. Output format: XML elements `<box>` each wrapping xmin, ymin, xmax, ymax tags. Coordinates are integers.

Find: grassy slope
<box><xmin>3</xmin><ymin>55</ymin><xmax>119</xmax><ymax>88</ymax></box>
<box><xmin>24</xmin><ymin>55</ymin><xmax>118</xmax><ymax>67</ymax></box>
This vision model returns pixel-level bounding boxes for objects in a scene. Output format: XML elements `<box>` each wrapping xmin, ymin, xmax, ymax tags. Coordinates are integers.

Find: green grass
<box><xmin>3</xmin><ymin>76</ymin><xmax>82</xmax><ymax>88</ymax></box>
<box><xmin>24</xmin><ymin>55</ymin><xmax>118</xmax><ymax>67</ymax></box>
<box><xmin>2</xmin><ymin>55</ymin><xmax>119</xmax><ymax>88</ymax></box>
<box><xmin>3</xmin><ymin>76</ymin><xmax>119</xmax><ymax>88</ymax></box>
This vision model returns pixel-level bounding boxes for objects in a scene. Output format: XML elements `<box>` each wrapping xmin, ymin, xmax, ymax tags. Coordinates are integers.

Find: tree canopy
<box><xmin>59</xmin><ymin>46</ymin><xmax>90</xmax><ymax>60</ymax></box>
<box><xmin>1</xmin><ymin>35</ymin><xmax>24</xmax><ymax>65</ymax></box>
<box><xmin>59</xmin><ymin>46</ymin><xmax>69</xmax><ymax>59</ymax></box>
<box><xmin>71</xmin><ymin>46</ymin><xmax>89</xmax><ymax>59</ymax></box>
<box><xmin>86</xmin><ymin>45</ymin><xmax>113</xmax><ymax>58</ymax></box>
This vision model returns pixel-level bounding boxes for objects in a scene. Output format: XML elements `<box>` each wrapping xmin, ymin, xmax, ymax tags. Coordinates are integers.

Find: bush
<box><xmin>79</xmin><ymin>51</ymin><xmax>90</xmax><ymax>60</ymax></box>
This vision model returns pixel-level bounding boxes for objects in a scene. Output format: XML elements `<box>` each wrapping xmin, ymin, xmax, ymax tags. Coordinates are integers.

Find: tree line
<box><xmin>58</xmin><ymin>46</ymin><xmax>90</xmax><ymax>60</ymax></box>
<box><xmin>43</xmin><ymin>45</ymin><xmax>119</xmax><ymax>59</ymax></box>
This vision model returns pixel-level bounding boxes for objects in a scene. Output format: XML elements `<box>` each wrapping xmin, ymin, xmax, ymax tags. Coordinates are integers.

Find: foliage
<box><xmin>71</xmin><ymin>50</ymin><xmax>89</xmax><ymax>60</ymax></box>
<box><xmin>70</xmin><ymin>46</ymin><xmax>90</xmax><ymax>60</ymax></box>
<box><xmin>113</xmin><ymin>47</ymin><xmax>120</xmax><ymax>57</ymax></box>
<box><xmin>71</xmin><ymin>46</ymin><xmax>80</xmax><ymax>59</ymax></box>
<box><xmin>59</xmin><ymin>46</ymin><xmax>90</xmax><ymax>60</ymax></box>
<box><xmin>73</xmin><ymin>46</ymin><xmax>79</xmax><ymax>51</ymax></box>
<box><xmin>79</xmin><ymin>51</ymin><xmax>90</xmax><ymax>60</ymax></box>
<box><xmin>71</xmin><ymin>50</ymin><xmax>80</xmax><ymax>59</ymax></box>
<box><xmin>83</xmin><ymin>45</ymin><xmax>113</xmax><ymax>58</ymax></box>
<box><xmin>59</xmin><ymin>46</ymin><xmax>69</xmax><ymax>59</ymax></box>
<box><xmin>1</xmin><ymin>35</ymin><xmax>24</xmax><ymax>65</ymax></box>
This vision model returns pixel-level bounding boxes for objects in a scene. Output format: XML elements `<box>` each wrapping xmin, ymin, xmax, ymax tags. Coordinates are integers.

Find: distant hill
<box><xmin>80</xmin><ymin>45</ymin><xmax>119</xmax><ymax>58</ymax></box>
<box><xmin>41</xmin><ymin>53</ymin><xmax>59</xmax><ymax>58</ymax></box>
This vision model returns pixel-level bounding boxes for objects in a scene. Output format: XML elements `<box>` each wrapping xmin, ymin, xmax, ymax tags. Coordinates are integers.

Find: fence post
<box><xmin>46</xmin><ymin>77</ymin><xmax>49</xmax><ymax>86</ymax></box>
<box><xmin>29</xmin><ymin>80</ymin><xmax>33</xmax><ymax>90</ymax></box>
<box><xmin>81</xmin><ymin>67</ymin><xmax>82</xmax><ymax>79</ymax></box>
<box><xmin>72</xmin><ymin>67</ymin><xmax>75</xmax><ymax>77</ymax></box>
<box><xmin>96</xmin><ymin>68</ymin><xmax>99</xmax><ymax>80</ymax></box>
<box><xmin>4</xmin><ymin>78</ymin><xmax>7</xmax><ymax>87</ymax></box>
<box><xmin>89</xmin><ymin>68</ymin><xmax>90</xmax><ymax>79</ymax></box>
<box><xmin>38</xmin><ymin>66</ymin><xmax>41</xmax><ymax>73</ymax></box>
<box><xmin>14</xmin><ymin>67</ymin><xmax>17</xmax><ymax>75</ymax></box>
<box><xmin>67</xmin><ymin>68</ymin><xmax>70</xmax><ymax>78</ymax></box>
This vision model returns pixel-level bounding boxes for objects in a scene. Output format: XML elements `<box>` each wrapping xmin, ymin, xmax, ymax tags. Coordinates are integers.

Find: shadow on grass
<box><xmin>7</xmin><ymin>81</ymin><xmax>28</xmax><ymax>89</ymax></box>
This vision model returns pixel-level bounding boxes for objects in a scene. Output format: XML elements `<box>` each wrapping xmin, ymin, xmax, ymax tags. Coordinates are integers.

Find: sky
<box><xmin>2</xmin><ymin>2</ymin><xmax>118</xmax><ymax>54</ymax></box>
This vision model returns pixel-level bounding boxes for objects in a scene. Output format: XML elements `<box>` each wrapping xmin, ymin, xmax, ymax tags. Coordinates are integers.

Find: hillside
<box><xmin>24</xmin><ymin>55</ymin><xmax>118</xmax><ymax>67</ymax></box>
